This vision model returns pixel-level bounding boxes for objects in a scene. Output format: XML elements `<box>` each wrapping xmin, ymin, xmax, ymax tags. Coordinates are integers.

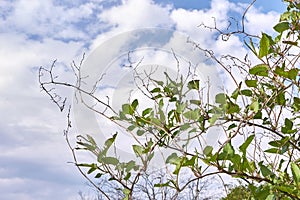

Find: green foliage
<box><xmin>41</xmin><ymin>1</ymin><xmax>300</xmax><ymax>199</ymax></box>
<box><xmin>222</xmin><ymin>185</ymin><xmax>252</xmax><ymax>200</ymax></box>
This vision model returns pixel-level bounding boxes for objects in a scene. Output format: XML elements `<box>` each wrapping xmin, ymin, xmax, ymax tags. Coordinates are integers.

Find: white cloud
<box><xmin>1</xmin><ymin>0</ymin><xmax>103</xmax><ymax>40</ymax></box>
<box><xmin>99</xmin><ymin>0</ymin><xmax>173</xmax><ymax>29</ymax></box>
<box><xmin>245</xmin><ymin>6</ymin><xmax>280</xmax><ymax>36</ymax></box>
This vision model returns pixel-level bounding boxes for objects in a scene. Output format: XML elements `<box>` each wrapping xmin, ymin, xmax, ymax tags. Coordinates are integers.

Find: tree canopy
<box><xmin>39</xmin><ymin>0</ymin><xmax>300</xmax><ymax>199</ymax></box>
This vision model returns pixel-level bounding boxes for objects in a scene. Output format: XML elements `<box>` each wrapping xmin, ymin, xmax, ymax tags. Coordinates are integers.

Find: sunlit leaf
<box><xmin>187</xmin><ymin>80</ymin><xmax>200</xmax><ymax>90</ymax></box>
<box><xmin>273</xmin><ymin>21</ymin><xmax>290</xmax><ymax>33</ymax></box>
<box><xmin>249</xmin><ymin>64</ymin><xmax>269</xmax><ymax>77</ymax></box>
<box><xmin>239</xmin><ymin>135</ymin><xmax>255</xmax><ymax>155</ymax></box>
<box><xmin>259</xmin><ymin>33</ymin><xmax>270</xmax><ymax>58</ymax></box>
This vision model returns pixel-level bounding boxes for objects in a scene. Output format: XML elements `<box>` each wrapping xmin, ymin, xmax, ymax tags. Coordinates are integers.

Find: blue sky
<box><xmin>0</xmin><ymin>0</ymin><xmax>286</xmax><ymax>199</ymax></box>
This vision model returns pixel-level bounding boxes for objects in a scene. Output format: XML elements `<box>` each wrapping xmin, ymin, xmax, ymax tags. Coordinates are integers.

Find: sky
<box><xmin>0</xmin><ymin>0</ymin><xmax>287</xmax><ymax>199</ymax></box>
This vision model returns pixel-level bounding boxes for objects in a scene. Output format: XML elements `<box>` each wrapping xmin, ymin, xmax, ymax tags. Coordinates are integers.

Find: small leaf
<box><xmin>154</xmin><ymin>182</ymin><xmax>170</xmax><ymax>187</ymax></box>
<box><xmin>187</xmin><ymin>80</ymin><xmax>200</xmax><ymax>90</ymax></box>
<box><xmin>176</xmin><ymin>103</ymin><xmax>186</xmax><ymax>114</ymax></box>
<box><xmin>250</xmin><ymin>100</ymin><xmax>259</xmax><ymax>112</ymax></box>
<box><xmin>142</xmin><ymin>108</ymin><xmax>152</xmax><ymax>116</ymax></box>
<box><xmin>285</xmin><ymin>118</ymin><xmax>293</xmax><ymax>130</ymax></box>
<box><xmin>259</xmin><ymin>162</ymin><xmax>273</xmax><ymax>177</ymax></box>
<box><xmin>241</xmin><ymin>89</ymin><xmax>252</xmax><ymax>96</ymax></box>
<box><xmin>228</xmin><ymin>123</ymin><xmax>237</xmax><ymax>130</ymax></box>
<box><xmin>293</xmin><ymin>97</ymin><xmax>300</xmax><ymax>112</ymax></box>
<box><xmin>223</xmin><ymin>142</ymin><xmax>235</xmax><ymax>156</ymax></box>
<box><xmin>291</xmin><ymin>163</ymin><xmax>300</xmax><ymax>185</ymax></box>
<box><xmin>288</xmin><ymin>68</ymin><xmax>298</xmax><ymax>80</ymax></box>
<box><xmin>215</xmin><ymin>93</ymin><xmax>226</xmax><ymax>104</ymax></box>
<box><xmin>137</xmin><ymin>129</ymin><xmax>145</xmax><ymax>136</ymax></box>
<box><xmin>226</xmin><ymin>102</ymin><xmax>240</xmax><ymax>114</ymax></box>
<box><xmin>203</xmin><ymin>146</ymin><xmax>213</xmax><ymax>156</ymax></box>
<box><xmin>102</xmin><ymin>157</ymin><xmax>119</xmax><ymax>165</ymax></box>
<box><xmin>239</xmin><ymin>135</ymin><xmax>255</xmax><ymax>155</ymax></box>
<box><xmin>276</xmin><ymin>92</ymin><xmax>286</xmax><ymax>106</ymax></box>
<box><xmin>131</xmin><ymin>99</ymin><xmax>138</xmax><ymax>110</ymax></box>
<box><xmin>87</xmin><ymin>163</ymin><xmax>97</xmax><ymax>174</ymax></box>
<box><xmin>166</xmin><ymin>153</ymin><xmax>180</xmax><ymax>165</ymax></box>
<box><xmin>150</xmin><ymin>87</ymin><xmax>161</xmax><ymax>93</ymax></box>
<box><xmin>127</xmin><ymin>125</ymin><xmax>136</xmax><ymax>131</ymax></box>
<box><xmin>209</xmin><ymin>114</ymin><xmax>221</xmax><ymax>125</ymax></box>
<box><xmin>122</xmin><ymin>104</ymin><xmax>134</xmax><ymax>115</ymax></box>
<box><xmin>273</xmin><ymin>21</ymin><xmax>290</xmax><ymax>33</ymax></box>
<box><xmin>133</xmin><ymin>145</ymin><xmax>143</xmax><ymax>157</ymax></box>
<box><xmin>249</xmin><ymin>64</ymin><xmax>269</xmax><ymax>77</ymax></box>
<box><xmin>259</xmin><ymin>33</ymin><xmax>270</xmax><ymax>58</ymax></box>
<box><xmin>264</xmin><ymin>148</ymin><xmax>280</xmax><ymax>154</ymax></box>
<box><xmin>245</xmin><ymin>80</ymin><xmax>257</xmax><ymax>87</ymax></box>
<box><xmin>122</xmin><ymin>188</ymin><xmax>130</xmax><ymax>200</ymax></box>
<box><xmin>94</xmin><ymin>173</ymin><xmax>103</xmax><ymax>178</ymax></box>
<box><xmin>183</xmin><ymin>110</ymin><xmax>199</xmax><ymax>120</ymax></box>
<box><xmin>190</xmin><ymin>99</ymin><xmax>201</xmax><ymax>105</ymax></box>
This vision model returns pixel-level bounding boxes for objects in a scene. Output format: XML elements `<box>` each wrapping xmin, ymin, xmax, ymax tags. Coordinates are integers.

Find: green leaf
<box><xmin>226</xmin><ymin>102</ymin><xmax>240</xmax><ymax>114</ymax></box>
<box><xmin>94</xmin><ymin>173</ymin><xmax>103</xmax><ymax>178</ymax></box>
<box><xmin>258</xmin><ymin>162</ymin><xmax>273</xmax><ymax>177</ymax></box>
<box><xmin>215</xmin><ymin>93</ymin><xmax>226</xmax><ymax>104</ymax></box>
<box><xmin>122</xmin><ymin>188</ymin><xmax>130</xmax><ymax>200</ymax></box>
<box><xmin>264</xmin><ymin>148</ymin><xmax>282</xmax><ymax>154</ymax></box>
<box><xmin>190</xmin><ymin>99</ymin><xmax>201</xmax><ymax>105</ymax></box>
<box><xmin>158</xmin><ymin>109</ymin><xmax>166</xmax><ymax>122</ymax></box>
<box><xmin>131</xmin><ymin>99</ymin><xmax>138</xmax><ymax>110</ymax></box>
<box><xmin>104</xmin><ymin>133</ymin><xmax>117</xmax><ymax>149</ymax></box>
<box><xmin>87</xmin><ymin>135</ymin><xmax>97</xmax><ymax>146</ymax></box>
<box><xmin>125</xmin><ymin>160</ymin><xmax>136</xmax><ymax>173</ymax></box>
<box><xmin>203</xmin><ymin>146</ymin><xmax>213</xmax><ymax>156</ymax></box>
<box><xmin>187</xmin><ymin>80</ymin><xmax>200</xmax><ymax>90</ymax></box>
<box><xmin>132</xmin><ymin>145</ymin><xmax>143</xmax><ymax>157</ymax></box>
<box><xmin>253</xmin><ymin>111</ymin><xmax>262</xmax><ymax>119</ymax></box>
<box><xmin>282</xmin><ymin>40</ymin><xmax>298</xmax><ymax>46</ymax></box>
<box><xmin>166</xmin><ymin>153</ymin><xmax>180</xmax><ymax>165</ymax></box>
<box><xmin>182</xmin><ymin>156</ymin><xmax>196</xmax><ymax>167</ymax></box>
<box><xmin>241</xmin><ymin>89</ymin><xmax>252</xmax><ymax>96</ymax></box>
<box><xmin>176</xmin><ymin>103</ymin><xmax>186</xmax><ymax>114</ymax></box>
<box><xmin>209</xmin><ymin>114</ymin><xmax>221</xmax><ymax>125</ymax></box>
<box><xmin>285</xmin><ymin>118</ymin><xmax>293</xmax><ymax>130</ymax></box>
<box><xmin>150</xmin><ymin>87</ymin><xmax>161</xmax><ymax>93</ymax></box>
<box><xmin>153</xmin><ymin>79</ymin><xmax>164</xmax><ymax>86</ymax></box>
<box><xmin>87</xmin><ymin>163</ymin><xmax>97</xmax><ymax>174</ymax></box>
<box><xmin>288</xmin><ymin>68</ymin><xmax>298</xmax><ymax>80</ymax></box>
<box><xmin>273</xmin><ymin>21</ymin><xmax>290</xmax><ymax>33</ymax></box>
<box><xmin>249</xmin><ymin>64</ymin><xmax>269</xmax><ymax>77</ymax></box>
<box><xmin>291</xmin><ymin>163</ymin><xmax>300</xmax><ymax>185</ymax></box>
<box><xmin>102</xmin><ymin>157</ymin><xmax>119</xmax><ymax>165</ymax></box>
<box><xmin>245</xmin><ymin>80</ymin><xmax>257</xmax><ymax>87</ymax></box>
<box><xmin>122</xmin><ymin>104</ymin><xmax>134</xmax><ymax>115</ymax></box>
<box><xmin>239</xmin><ymin>135</ymin><xmax>255</xmax><ymax>155</ymax></box>
<box><xmin>127</xmin><ymin>125</ymin><xmax>136</xmax><ymax>131</ymax></box>
<box><xmin>259</xmin><ymin>33</ymin><xmax>270</xmax><ymax>58</ymax></box>
<box><xmin>293</xmin><ymin>97</ymin><xmax>300</xmax><ymax>112</ymax></box>
<box><xmin>183</xmin><ymin>110</ymin><xmax>200</xmax><ymax>120</ymax></box>
<box><xmin>268</xmin><ymin>137</ymin><xmax>289</xmax><ymax>147</ymax></box>
<box><xmin>250</xmin><ymin>100</ymin><xmax>259</xmax><ymax>112</ymax></box>
<box><xmin>228</xmin><ymin>123</ymin><xmax>237</xmax><ymax>130</ymax></box>
<box><xmin>142</xmin><ymin>108</ymin><xmax>152</xmax><ymax>116</ymax></box>
<box><xmin>154</xmin><ymin>182</ymin><xmax>170</xmax><ymax>187</ymax></box>
<box><xmin>179</xmin><ymin>123</ymin><xmax>190</xmax><ymax>131</ymax></box>
<box><xmin>136</xmin><ymin>129</ymin><xmax>145</xmax><ymax>136</ymax></box>
<box><xmin>276</xmin><ymin>92</ymin><xmax>286</xmax><ymax>106</ymax></box>
<box><xmin>223</xmin><ymin>142</ymin><xmax>235</xmax><ymax>156</ymax></box>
